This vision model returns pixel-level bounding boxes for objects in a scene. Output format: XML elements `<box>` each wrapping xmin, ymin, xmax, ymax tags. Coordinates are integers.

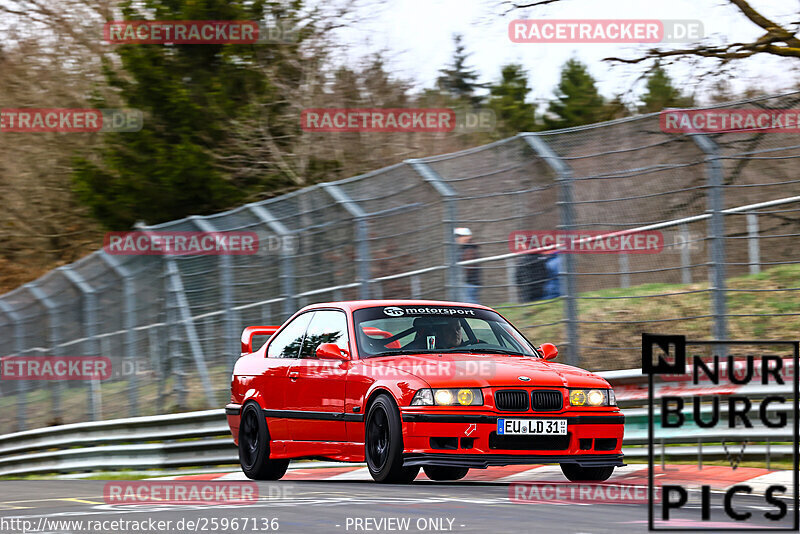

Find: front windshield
<box><xmin>353</xmin><ymin>305</ymin><xmax>538</xmax><ymax>358</ymax></box>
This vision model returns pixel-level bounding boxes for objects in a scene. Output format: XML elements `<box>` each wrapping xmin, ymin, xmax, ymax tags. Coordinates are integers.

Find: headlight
<box><xmin>434</xmin><ymin>389</ymin><xmax>454</xmax><ymax>405</ymax></box>
<box><xmin>411</xmin><ymin>388</ymin><xmax>483</xmax><ymax>406</ymax></box>
<box><xmin>568</xmin><ymin>389</ymin><xmax>615</xmax><ymax>407</ymax></box>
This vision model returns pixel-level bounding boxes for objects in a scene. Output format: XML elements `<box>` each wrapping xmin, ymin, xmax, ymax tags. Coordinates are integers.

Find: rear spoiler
<box><xmin>241</xmin><ymin>326</ymin><xmax>280</xmax><ymax>355</ymax></box>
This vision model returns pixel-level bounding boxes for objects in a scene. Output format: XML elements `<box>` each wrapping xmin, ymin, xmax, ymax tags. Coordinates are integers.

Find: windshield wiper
<box><xmin>367</xmin><ymin>349</ymin><xmax>440</xmax><ymax>358</ymax></box>
<box><xmin>461</xmin><ymin>348</ymin><xmax>529</xmax><ymax>356</ymax></box>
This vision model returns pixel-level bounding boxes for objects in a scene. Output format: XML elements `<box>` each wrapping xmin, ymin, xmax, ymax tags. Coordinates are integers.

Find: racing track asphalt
<box><xmin>0</xmin><ymin>468</ymin><xmax>796</xmax><ymax>534</ymax></box>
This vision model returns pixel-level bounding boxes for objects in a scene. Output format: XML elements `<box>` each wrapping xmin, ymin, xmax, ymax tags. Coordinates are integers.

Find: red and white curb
<box><xmin>150</xmin><ymin>463</ymin><xmax>793</xmax><ymax>494</ymax></box>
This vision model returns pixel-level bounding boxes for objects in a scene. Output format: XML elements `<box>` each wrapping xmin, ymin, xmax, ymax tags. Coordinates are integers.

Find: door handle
<box><xmin>289</xmin><ymin>371</ymin><xmax>299</xmax><ymax>380</ymax></box>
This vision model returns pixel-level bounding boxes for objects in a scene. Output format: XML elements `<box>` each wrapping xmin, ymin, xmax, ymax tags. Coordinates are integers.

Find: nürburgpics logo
<box><xmin>642</xmin><ymin>334</ymin><xmax>799</xmax><ymax>530</ymax></box>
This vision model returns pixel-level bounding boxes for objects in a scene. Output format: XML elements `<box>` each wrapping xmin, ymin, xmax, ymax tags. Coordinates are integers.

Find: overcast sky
<box><xmin>334</xmin><ymin>0</ymin><xmax>800</xmax><ymax>106</ymax></box>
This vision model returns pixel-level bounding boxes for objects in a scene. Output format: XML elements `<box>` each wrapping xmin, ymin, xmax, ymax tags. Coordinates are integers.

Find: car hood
<box><xmin>362</xmin><ymin>353</ymin><xmax>609</xmax><ymax>388</ymax></box>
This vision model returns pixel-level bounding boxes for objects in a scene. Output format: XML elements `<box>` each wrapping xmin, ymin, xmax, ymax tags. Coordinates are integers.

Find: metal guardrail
<box><xmin>0</xmin><ymin>369</ymin><xmax>793</xmax><ymax>476</ymax></box>
<box><xmin>0</xmin><ymin>409</ymin><xmax>235</xmax><ymax>476</ymax></box>
<box><xmin>0</xmin><ymin>409</ymin><xmax>227</xmax><ymax>457</ymax></box>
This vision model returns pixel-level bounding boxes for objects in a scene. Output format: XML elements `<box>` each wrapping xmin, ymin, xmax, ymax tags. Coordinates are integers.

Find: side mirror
<box><xmin>540</xmin><ymin>343</ymin><xmax>558</xmax><ymax>360</ymax></box>
<box><xmin>316</xmin><ymin>343</ymin><xmax>350</xmax><ymax>361</ymax></box>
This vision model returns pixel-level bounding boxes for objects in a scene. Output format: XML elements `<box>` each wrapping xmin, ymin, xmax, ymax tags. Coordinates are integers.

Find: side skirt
<box><xmin>269</xmin><ymin>440</ymin><xmax>365</xmax><ymax>462</ymax></box>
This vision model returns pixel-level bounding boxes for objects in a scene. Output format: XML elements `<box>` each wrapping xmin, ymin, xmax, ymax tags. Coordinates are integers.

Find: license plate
<box><xmin>497</xmin><ymin>418</ymin><xmax>567</xmax><ymax>435</ymax></box>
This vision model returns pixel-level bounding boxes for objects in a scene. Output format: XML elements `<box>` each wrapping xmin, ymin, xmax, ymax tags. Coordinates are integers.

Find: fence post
<box><xmin>190</xmin><ymin>217</ymin><xmax>239</xmax><ymax>368</ymax></box>
<box><xmin>410</xmin><ymin>275</ymin><xmax>422</xmax><ymax>299</ymax></box>
<box><xmin>691</xmin><ymin>134</ymin><xmax>727</xmax><ymax>342</ymax></box>
<box><xmin>98</xmin><ymin>252</ymin><xmax>139</xmax><ymax>417</ymax></box>
<box><xmin>247</xmin><ymin>204</ymin><xmax>296</xmax><ymax>318</ymax></box>
<box><xmin>0</xmin><ymin>300</ymin><xmax>26</xmax><ymax>431</ymax></box>
<box><xmin>58</xmin><ymin>266</ymin><xmax>101</xmax><ymax>421</ymax></box>
<box><xmin>523</xmin><ymin>134</ymin><xmax>580</xmax><ymax>367</ymax></box>
<box><xmin>148</xmin><ymin>326</ymin><xmax>165</xmax><ymax>410</ymax></box>
<box><xmin>698</xmin><ymin>438</ymin><xmax>703</xmax><ymax>470</ymax></box>
<box><xmin>506</xmin><ymin>258</ymin><xmax>517</xmax><ymax>303</ymax></box>
<box><xmin>162</xmin><ymin>262</ymin><xmax>186</xmax><ymax>410</ymax></box>
<box><xmin>163</xmin><ymin>256</ymin><xmax>215</xmax><ymax>408</ymax></box>
<box><xmin>321</xmin><ymin>183</ymin><xmax>371</xmax><ymax>300</ymax></box>
<box><xmin>746</xmin><ymin>213</ymin><xmax>761</xmax><ymax>275</ymax></box>
<box><xmin>619</xmin><ymin>254</ymin><xmax>630</xmax><ymax>288</ymax></box>
<box><xmin>407</xmin><ymin>160</ymin><xmax>460</xmax><ymax>302</ymax></box>
<box><xmin>25</xmin><ymin>284</ymin><xmax>64</xmax><ymax>423</ymax></box>
<box><xmin>680</xmin><ymin>223</ymin><xmax>692</xmax><ymax>284</ymax></box>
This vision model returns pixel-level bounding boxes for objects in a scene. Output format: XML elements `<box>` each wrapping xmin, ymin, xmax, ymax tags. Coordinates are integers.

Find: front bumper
<box><xmin>400</xmin><ymin>410</ymin><xmax>624</xmax><ymax>466</ymax></box>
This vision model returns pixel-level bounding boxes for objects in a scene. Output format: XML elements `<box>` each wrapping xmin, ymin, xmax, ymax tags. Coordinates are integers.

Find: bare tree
<box><xmin>0</xmin><ymin>1</ymin><xmax>117</xmax><ymax>290</ymax></box>
<box><xmin>505</xmin><ymin>0</ymin><xmax>800</xmax><ymax>64</ymax></box>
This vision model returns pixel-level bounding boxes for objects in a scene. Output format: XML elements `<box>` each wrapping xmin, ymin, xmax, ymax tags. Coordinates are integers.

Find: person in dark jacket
<box><xmin>516</xmin><ymin>249</ymin><xmax>561</xmax><ymax>302</ymax></box>
<box><xmin>455</xmin><ymin>227</ymin><xmax>481</xmax><ymax>304</ymax></box>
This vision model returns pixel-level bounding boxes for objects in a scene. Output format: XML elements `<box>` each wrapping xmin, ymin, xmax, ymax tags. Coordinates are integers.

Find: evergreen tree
<box><xmin>604</xmin><ymin>94</ymin><xmax>632</xmax><ymax>120</ymax></box>
<box><xmin>436</xmin><ymin>34</ymin><xmax>484</xmax><ymax>106</ymax></box>
<box><xmin>543</xmin><ymin>59</ymin><xmax>605</xmax><ymax>129</ymax></box>
<box><xmin>640</xmin><ymin>65</ymin><xmax>693</xmax><ymax>112</ymax></box>
<box><xmin>487</xmin><ymin>64</ymin><xmax>537</xmax><ymax>135</ymax></box>
<box><xmin>72</xmin><ymin>0</ymin><xmax>285</xmax><ymax>229</ymax></box>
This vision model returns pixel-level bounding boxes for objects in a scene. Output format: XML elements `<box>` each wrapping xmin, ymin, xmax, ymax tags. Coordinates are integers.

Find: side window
<box><xmin>299</xmin><ymin>310</ymin><xmax>349</xmax><ymax>359</ymax></box>
<box><xmin>267</xmin><ymin>313</ymin><xmax>313</xmax><ymax>358</ymax></box>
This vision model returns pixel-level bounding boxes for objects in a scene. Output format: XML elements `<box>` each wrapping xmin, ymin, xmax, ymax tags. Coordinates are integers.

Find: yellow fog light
<box><xmin>435</xmin><ymin>389</ymin><xmax>454</xmax><ymax>405</ymax></box>
<box><xmin>587</xmin><ymin>389</ymin><xmax>605</xmax><ymax>406</ymax></box>
<box><xmin>457</xmin><ymin>389</ymin><xmax>474</xmax><ymax>406</ymax></box>
<box><xmin>569</xmin><ymin>389</ymin><xmax>587</xmax><ymax>406</ymax></box>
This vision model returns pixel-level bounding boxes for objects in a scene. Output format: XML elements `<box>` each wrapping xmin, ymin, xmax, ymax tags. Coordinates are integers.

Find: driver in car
<box><xmin>436</xmin><ymin>317</ymin><xmax>463</xmax><ymax>349</ymax></box>
<box><xmin>405</xmin><ymin>317</ymin><xmax>465</xmax><ymax>350</ymax></box>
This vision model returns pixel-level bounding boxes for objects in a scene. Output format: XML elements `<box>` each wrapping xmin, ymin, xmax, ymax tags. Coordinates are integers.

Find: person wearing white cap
<box><xmin>454</xmin><ymin>227</ymin><xmax>481</xmax><ymax>304</ymax></box>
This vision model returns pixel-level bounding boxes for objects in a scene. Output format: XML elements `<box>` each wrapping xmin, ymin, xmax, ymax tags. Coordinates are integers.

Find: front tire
<box><xmin>238</xmin><ymin>402</ymin><xmax>290</xmax><ymax>480</ymax></box>
<box><xmin>365</xmin><ymin>395</ymin><xmax>420</xmax><ymax>483</ymax></box>
<box><xmin>560</xmin><ymin>463</ymin><xmax>614</xmax><ymax>482</ymax></box>
<box><xmin>423</xmin><ymin>465</ymin><xmax>469</xmax><ymax>481</ymax></box>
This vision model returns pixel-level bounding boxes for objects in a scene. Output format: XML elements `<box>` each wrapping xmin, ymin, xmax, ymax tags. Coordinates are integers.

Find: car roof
<box><xmin>297</xmin><ymin>300</ymin><xmax>496</xmax><ymax>313</ymax></box>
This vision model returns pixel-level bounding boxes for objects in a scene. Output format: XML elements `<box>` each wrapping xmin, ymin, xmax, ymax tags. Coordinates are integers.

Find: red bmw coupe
<box><xmin>226</xmin><ymin>300</ymin><xmax>624</xmax><ymax>483</ymax></box>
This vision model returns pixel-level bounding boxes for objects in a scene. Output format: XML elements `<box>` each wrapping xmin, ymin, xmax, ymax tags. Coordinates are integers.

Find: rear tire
<box><xmin>423</xmin><ymin>465</ymin><xmax>469</xmax><ymax>481</ymax></box>
<box><xmin>239</xmin><ymin>402</ymin><xmax>290</xmax><ymax>480</ymax></box>
<box><xmin>560</xmin><ymin>463</ymin><xmax>614</xmax><ymax>482</ymax></box>
<box><xmin>365</xmin><ymin>395</ymin><xmax>420</xmax><ymax>483</ymax></box>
